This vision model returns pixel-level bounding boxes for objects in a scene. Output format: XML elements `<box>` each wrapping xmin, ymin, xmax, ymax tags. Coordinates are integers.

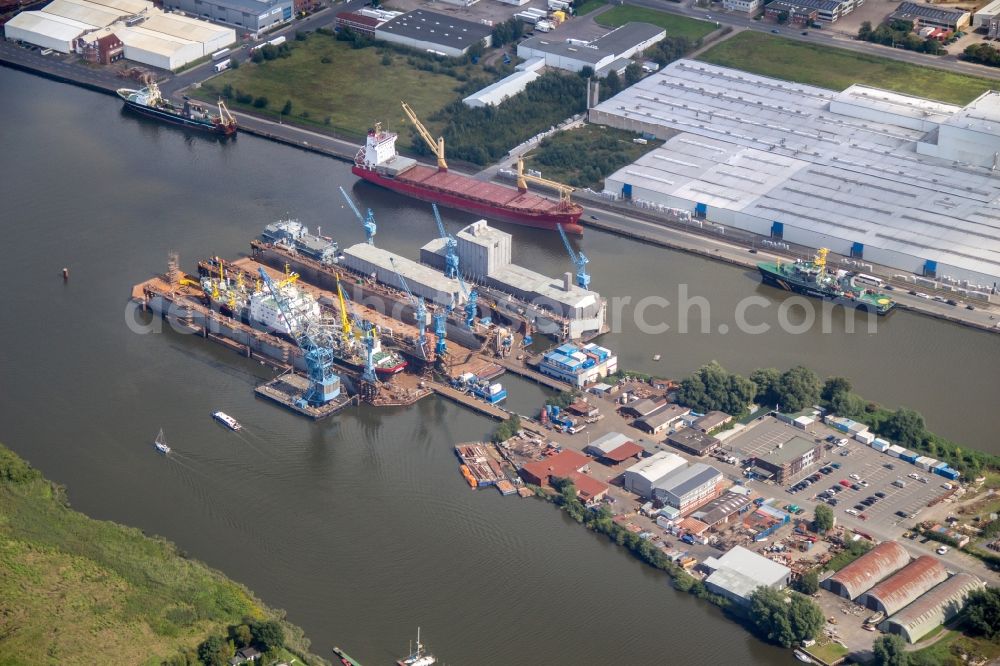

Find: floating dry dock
<box><xmin>255</xmin><ymin>372</ymin><xmax>356</xmax><ymax>420</ymax></box>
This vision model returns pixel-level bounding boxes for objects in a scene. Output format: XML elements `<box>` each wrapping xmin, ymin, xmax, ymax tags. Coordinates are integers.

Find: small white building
<box><xmin>722</xmin><ymin>0</ymin><xmax>763</xmax><ymax>16</ymax></box>
<box><xmin>703</xmin><ymin>546</ymin><xmax>791</xmax><ymax>605</ymax></box>
<box><xmin>463</xmin><ymin>70</ymin><xmax>539</xmax><ymax>108</ymax></box>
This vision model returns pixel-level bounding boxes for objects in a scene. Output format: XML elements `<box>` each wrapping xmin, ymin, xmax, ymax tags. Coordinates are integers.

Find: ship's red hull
<box><xmin>352</xmin><ymin>165</ymin><xmax>584</xmax><ymax>234</ymax></box>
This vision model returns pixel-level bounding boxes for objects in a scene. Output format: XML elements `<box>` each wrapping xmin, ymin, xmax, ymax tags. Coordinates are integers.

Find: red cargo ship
<box><xmin>351</xmin><ymin>120</ymin><xmax>584</xmax><ymax>235</ymax></box>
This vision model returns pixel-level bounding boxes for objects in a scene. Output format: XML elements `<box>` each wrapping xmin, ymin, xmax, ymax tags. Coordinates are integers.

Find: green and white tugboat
<box><xmin>757</xmin><ymin>248</ymin><xmax>896</xmax><ymax>315</ymax></box>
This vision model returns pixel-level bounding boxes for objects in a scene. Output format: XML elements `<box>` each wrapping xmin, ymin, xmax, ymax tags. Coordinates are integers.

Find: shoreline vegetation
<box><xmin>496</xmin><ymin>362</ymin><xmax>1000</xmax><ymax>656</ymax></box>
<box><xmin>0</xmin><ymin>443</ymin><xmax>328</xmax><ymax>666</ymax></box>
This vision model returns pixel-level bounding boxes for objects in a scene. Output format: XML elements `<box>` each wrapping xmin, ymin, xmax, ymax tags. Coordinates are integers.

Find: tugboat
<box><xmin>757</xmin><ymin>248</ymin><xmax>896</xmax><ymax>315</ymax></box>
<box><xmin>212</xmin><ymin>411</ymin><xmax>242</xmax><ymax>431</ymax></box>
<box><xmin>153</xmin><ymin>428</ymin><xmax>171</xmax><ymax>455</ymax></box>
<box><xmin>396</xmin><ymin>628</ymin><xmax>436</xmax><ymax>666</ymax></box>
<box><xmin>117</xmin><ymin>78</ymin><xmax>237</xmax><ymax>136</ymax></box>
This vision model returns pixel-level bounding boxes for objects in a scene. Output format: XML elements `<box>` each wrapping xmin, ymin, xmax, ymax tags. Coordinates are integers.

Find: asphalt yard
<box><xmin>723</xmin><ymin>417</ymin><xmax>949</xmax><ymax>534</ymax></box>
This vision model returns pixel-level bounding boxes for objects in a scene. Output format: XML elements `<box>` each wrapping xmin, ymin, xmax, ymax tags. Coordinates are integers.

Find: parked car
<box><xmin>937</xmin><ymin>545</ymin><xmax>949</xmax><ymax>555</ymax></box>
<box><xmin>895</xmin><ymin>510</ymin><xmax>909</xmax><ymax>518</ymax></box>
<box><xmin>884</xmin><ymin>463</ymin><xmax>895</xmax><ymax>470</ymax></box>
<box><xmin>854</xmin><ymin>504</ymin><xmax>866</xmax><ymax>511</ymax></box>
<box><xmin>846</xmin><ymin>508</ymin><xmax>860</xmax><ymax>516</ymax></box>
<box><xmin>850</xmin><ymin>473</ymin><xmax>861</xmax><ymax>480</ymax></box>
<box><xmin>831</xmin><ymin>463</ymin><xmax>842</xmax><ymax>469</ymax></box>
<box><xmin>851</xmin><ymin>484</ymin><xmax>861</xmax><ymax>491</ymax></box>
<box><xmin>875</xmin><ymin>492</ymin><xmax>887</xmax><ymax>498</ymax></box>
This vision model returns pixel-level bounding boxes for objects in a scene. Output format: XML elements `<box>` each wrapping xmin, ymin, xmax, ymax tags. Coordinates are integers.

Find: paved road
<box><xmin>626</xmin><ymin>0</ymin><xmax>1000</xmax><ymax>81</ymax></box>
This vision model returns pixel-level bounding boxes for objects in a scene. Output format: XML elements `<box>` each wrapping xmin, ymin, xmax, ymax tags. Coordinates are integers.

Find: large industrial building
<box><xmin>421</xmin><ymin>220</ymin><xmax>606</xmax><ymax>339</ymax></box>
<box><xmin>622</xmin><ymin>450</ymin><xmax>685</xmax><ymax>498</ymax></box>
<box><xmin>537</xmin><ymin>342</ymin><xmax>617</xmax><ymax>387</ymax></box>
<box><xmin>703</xmin><ymin>545</ymin><xmax>790</xmax><ymax>605</ymax></box>
<box><xmin>749</xmin><ymin>436</ymin><xmax>823</xmax><ymax>484</ymax></box>
<box><xmin>860</xmin><ymin>555</ymin><xmax>948</xmax><ymax>616</ymax></box>
<box><xmin>881</xmin><ymin>573</ymin><xmax>985</xmax><ymax>643</ymax></box>
<box><xmin>374</xmin><ymin>9</ymin><xmax>492</xmax><ymax>58</ymax></box>
<box><xmin>163</xmin><ymin>0</ymin><xmax>292</xmax><ymax>33</ymax></box>
<box><xmin>463</xmin><ymin>69</ymin><xmax>539</xmax><ymax>108</ymax></box>
<box><xmin>593</xmin><ymin>59</ymin><xmax>1000</xmax><ymax>286</ymax></box>
<box><xmin>340</xmin><ymin>243</ymin><xmax>464</xmax><ymax>308</ymax></box>
<box><xmin>824</xmin><ymin>541</ymin><xmax>910</xmax><ymax>599</ymax></box>
<box><xmin>651</xmin><ymin>462</ymin><xmax>724</xmax><ymax>513</ymax></box>
<box><xmin>4</xmin><ymin>0</ymin><xmax>234</xmax><ymax>69</ymax></box>
<box><xmin>516</xmin><ymin>22</ymin><xmax>665</xmax><ymax>74</ymax></box>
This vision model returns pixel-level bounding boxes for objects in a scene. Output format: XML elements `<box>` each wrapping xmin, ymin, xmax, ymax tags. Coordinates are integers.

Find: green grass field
<box><xmin>805</xmin><ymin>639</ymin><xmax>848</xmax><ymax>665</ymax></box>
<box><xmin>698</xmin><ymin>31</ymin><xmax>997</xmax><ymax>105</ymax></box>
<box><xmin>0</xmin><ymin>443</ymin><xmax>323</xmax><ymax>666</ymax></box>
<box><xmin>596</xmin><ymin>5</ymin><xmax>716</xmax><ymax>41</ymax></box>
<box><xmin>199</xmin><ymin>35</ymin><xmax>490</xmax><ymax>139</ymax></box>
<box><xmin>907</xmin><ymin>628</ymin><xmax>1000</xmax><ymax>666</ymax></box>
<box><xmin>573</xmin><ymin>0</ymin><xmax>606</xmax><ymax>16</ymax></box>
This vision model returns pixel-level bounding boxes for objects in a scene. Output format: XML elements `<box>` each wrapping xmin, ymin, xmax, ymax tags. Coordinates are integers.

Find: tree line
<box><xmin>857</xmin><ymin>20</ymin><xmax>946</xmax><ymax>55</ymax></box>
<box><xmin>415</xmin><ymin>72</ymin><xmax>587</xmax><ymax>165</ymax></box>
<box><xmin>672</xmin><ymin>362</ymin><xmax>1000</xmax><ymax>477</ymax></box>
<box><xmin>963</xmin><ymin>43</ymin><xmax>1000</xmax><ymax>67</ymax></box>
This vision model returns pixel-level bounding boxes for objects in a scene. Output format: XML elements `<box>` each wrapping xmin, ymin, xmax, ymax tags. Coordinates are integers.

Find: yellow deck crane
<box><xmin>401</xmin><ymin>101</ymin><xmax>447</xmax><ymax>171</ymax></box>
<box><xmin>335</xmin><ymin>275</ymin><xmax>353</xmax><ymax>345</ymax></box>
<box><xmin>516</xmin><ymin>156</ymin><xmax>575</xmax><ymax>206</ymax></box>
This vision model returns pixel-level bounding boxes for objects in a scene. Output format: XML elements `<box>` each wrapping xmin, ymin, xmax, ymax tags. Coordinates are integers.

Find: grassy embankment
<box><xmin>698</xmin><ymin>30</ymin><xmax>997</xmax><ymax>105</ymax></box>
<box><xmin>0</xmin><ymin>443</ymin><xmax>325</xmax><ymax>666</ymax></box>
<box><xmin>907</xmin><ymin>627</ymin><xmax>1000</xmax><ymax>666</ymax></box>
<box><xmin>198</xmin><ymin>36</ymin><xmax>491</xmax><ymax>140</ymax></box>
<box><xmin>596</xmin><ymin>5</ymin><xmax>717</xmax><ymax>41</ymax></box>
<box><xmin>527</xmin><ymin>124</ymin><xmax>662</xmax><ymax>189</ymax></box>
<box><xmin>572</xmin><ymin>0</ymin><xmax>606</xmax><ymax>16</ymax></box>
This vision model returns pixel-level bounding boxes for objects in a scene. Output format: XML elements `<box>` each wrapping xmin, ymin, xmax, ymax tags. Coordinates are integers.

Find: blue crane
<box><xmin>433</xmin><ymin>310</ymin><xmax>447</xmax><ymax>357</ymax></box>
<box><xmin>455</xmin><ymin>271</ymin><xmax>477</xmax><ymax>329</ymax></box>
<box><xmin>338</xmin><ymin>282</ymin><xmax>379</xmax><ymax>385</ymax></box>
<box><xmin>340</xmin><ymin>186</ymin><xmax>376</xmax><ymax>245</ymax></box>
<box><xmin>557</xmin><ymin>222</ymin><xmax>590</xmax><ymax>290</ymax></box>
<box><xmin>257</xmin><ymin>268</ymin><xmax>341</xmax><ymax>406</ymax></box>
<box><xmin>389</xmin><ymin>257</ymin><xmax>428</xmax><ymax>360</ymax></box>
<box><xmin>432</xmin><ymin>203</ymin><xmax>458</xmax><ymax>279</ymax></box>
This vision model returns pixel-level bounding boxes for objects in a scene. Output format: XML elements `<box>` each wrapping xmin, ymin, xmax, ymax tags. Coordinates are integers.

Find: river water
<box><xmin>2</xmin><ymin>67</ymin><xmax>998</xmax><ymax>665</ymax></box>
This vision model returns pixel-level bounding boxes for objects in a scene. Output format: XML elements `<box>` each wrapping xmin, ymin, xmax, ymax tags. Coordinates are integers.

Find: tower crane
<box><xmin>432</xmin><ymin>203</ymin><xmax>459</xmax><ymax>279</ymax></box>
<box><xmin>257</xmin><ymin>268</ymin><xmax>340</xmax><ymax>407</ymax></box>
<box><xmin>433</xmin><ymin>310</ymin><xmax>447</xmax><ymax>357</ymax></box>
<box><xmin>338</xmin><ymin>284</ymin><xmax>379</xmax><ymax>387</ymax></box>
<box><xmin>456</xmin><ymin>271</ymin><xmax>477</xmax><ymax>329</ymax></box>
<box><xmin>401</xmin><ymin>101</ymin><xmax>447</xmax><ymax>171</ymax></box>
<box><xmin>516</xmin><ymin>156</ymin><xmax>575</xmax><ymax>206</ymax></box>
<box><xmin>432</xmin><ymin>203</ymin><xmax>477</xmax><ymax>328</ymax></box>
<box><xmin>340</xmin><ymin>186</ymin><xmax>376</xmax><ymax>245</ymax></box>
<box><xmin>388</xmin><ymin>257</ymin><xmax>429</xmax><ymax>360</ymax></box>
<box><xmin>334</xmin><ymin>275</ymin><xmax>354</xmax><ymax>345</ymax></box>
<box><xmin>557</xmin><ymin>222</ymin><xmax>591</xmax><ymax>290</ymax></box>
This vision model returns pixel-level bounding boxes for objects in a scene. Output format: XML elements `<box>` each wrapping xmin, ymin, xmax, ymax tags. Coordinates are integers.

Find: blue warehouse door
<box><xmin>851</xmin><ymin>242</ymin><xmax>864</xmax><ymax>259</ymax></box>
<box><xmin>622</xmin><ymin>183</ymin><xmax>632</xmax><ymax>199</ymax></box>
<box><xmin>923</xmin><ymin>260</ymin><xmax>937</xmax><ymax>278</ymax></box>
<box><xmin>771</xmin><ymin>221</ymin><xmax>784</xmax><ymax>239</ymax></box>
<box><xmin>695</xmin><ymin>202</ymin><xmax>707</xmax><ymax>217</ymax></box>
<box><xmin>283</xmin><ymin>5</ymin><xmax>292</xmax><ymax>19</ymax></box>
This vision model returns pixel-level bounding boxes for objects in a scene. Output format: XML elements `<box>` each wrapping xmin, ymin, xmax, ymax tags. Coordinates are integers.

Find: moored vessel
<box><xmin>117</xmin><ymin>79</ymin><xmax>237</xmax><ymax>136</ymax></box>
<box><xmin>352</xmin><ymin>107</ymin><xmax>583</xmax><ymax>234</ymax></box>
<box><xmin>396</xmin><ymin>627</ymin><xmax>436</xmax><ymax>666</ymax></box>
<box><xmin>757</xmin><ymin>248</ymin><xmax>896</xmax><ymax>315</ymax></box>
<box><xmin>212</xmin><ymin>411</ymin><xmax>242</xmax><ymax>431</ymax></box>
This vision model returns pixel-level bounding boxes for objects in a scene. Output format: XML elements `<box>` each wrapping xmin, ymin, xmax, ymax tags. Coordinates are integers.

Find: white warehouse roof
<box><xmin>42</xmin><ymin>0</ymin><xmax>126</xmax><ymax>27</ymax></box>
<box><xmin>624</xmin><ymin>450</ymin><xmax>686</xmax><ymax>483</ymax></box>
<box><xmin>704</xmin><ymin>546</ymin><xmax>790</xmax><ymax>603</ymax></box>
<box><xmin>4</xmin><ymin>11</ymin><xmax>95</xmax><ymax>51</ymax></box>
<box><xmin>593</xmin><ymin>59</ymin><xmax>1000</xmax><ymax>284</ymax></box>
<box><xmin>463</xmin><ymin>70</ymin><xmax>539</xmax><ymax>108</ymax></box>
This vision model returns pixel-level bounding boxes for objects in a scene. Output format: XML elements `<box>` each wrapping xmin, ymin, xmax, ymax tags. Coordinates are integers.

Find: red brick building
<box><xmin>76</xmin><ymin>31</ymin><xmax>124</xmax><ymax>65</ymax></box>
<box><xmin>335</xmin><ymin>11</ymin><xmax>380</xmax><ymax>37</ymax></box>
<box><xmin>518</xmin><ymin>449</ymin><xmax>609</xmax><ymax>502</ymax></box>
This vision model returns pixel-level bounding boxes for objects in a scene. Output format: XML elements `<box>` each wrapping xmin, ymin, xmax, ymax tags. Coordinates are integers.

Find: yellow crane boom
<box><xmin>401</xmin><ymin>101</ymin><xmax>447</xmax><ymax>171</ymax></box>
<box><xmin>516</xmin><ymin>156</ymin><xmax>574</xmax><ymax>204</ymax></box>
<box><xmin>335</xmin><ymin>275</ymin><xmax>352</xmax><ymax>342</ymax></box>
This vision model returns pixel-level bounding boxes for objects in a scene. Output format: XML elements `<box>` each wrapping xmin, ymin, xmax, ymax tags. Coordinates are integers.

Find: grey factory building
<box><xmin>163</xmin><ymin>0</ymin><xmax>292</xmax><ymax>32</ymax></box>
<box><xmin>421</xmin><ymin>220</ymin><xmax>606</xmax><ymax>338</ymax></box>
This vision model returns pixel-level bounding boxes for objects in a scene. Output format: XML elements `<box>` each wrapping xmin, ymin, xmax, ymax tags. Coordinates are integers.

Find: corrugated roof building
<box><xmin>651</xmin><ymin>462</ymin><xmax>724</xmax><ymax>514</ymax></box>
<box><xmin>703</xmin><ymin>545</ymin><xmax>790</xmax><ymax>605</ymax></box>
<box><xmin>882</xmin><ymin>573</ymin><xmax>985</xmax><ymax>643</ymax></box>
<box><xmin>824</xmin><ymin>541</ymin><xmax>910</xmax><ymax>599</ymax></box>
<box><xmin>341</xmin><ymin>243</ymin><xmax>463</xmax><ymax>308</ymax></box>
<box><xmin>622</xmin><ymin>451</ymin><xmax>685</xmax><ymax>498</ymax></box>
<box><xmin>861</xmin><ymin>555</ymin><xmax>948</xmax><ymax>615</ymax></box>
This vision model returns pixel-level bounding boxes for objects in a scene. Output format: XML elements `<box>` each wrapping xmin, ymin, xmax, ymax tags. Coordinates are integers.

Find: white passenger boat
<box><xmin>212</xmin><ymin>411</ymin><xmax>242</xmax><ymax>431</ymax></box>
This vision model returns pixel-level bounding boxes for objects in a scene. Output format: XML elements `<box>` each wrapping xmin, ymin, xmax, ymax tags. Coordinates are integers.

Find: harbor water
<box><xmin>2</xmin><ymin>67</ymin><xmax>999</xmax><ymax>665</ymax></box>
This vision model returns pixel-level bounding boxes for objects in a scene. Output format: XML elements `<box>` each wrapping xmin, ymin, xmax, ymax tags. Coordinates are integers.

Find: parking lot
<box><xmin>725</xmin><ymin>417</ymin><xmax>949</xmax><ymax>534</ymax></box>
